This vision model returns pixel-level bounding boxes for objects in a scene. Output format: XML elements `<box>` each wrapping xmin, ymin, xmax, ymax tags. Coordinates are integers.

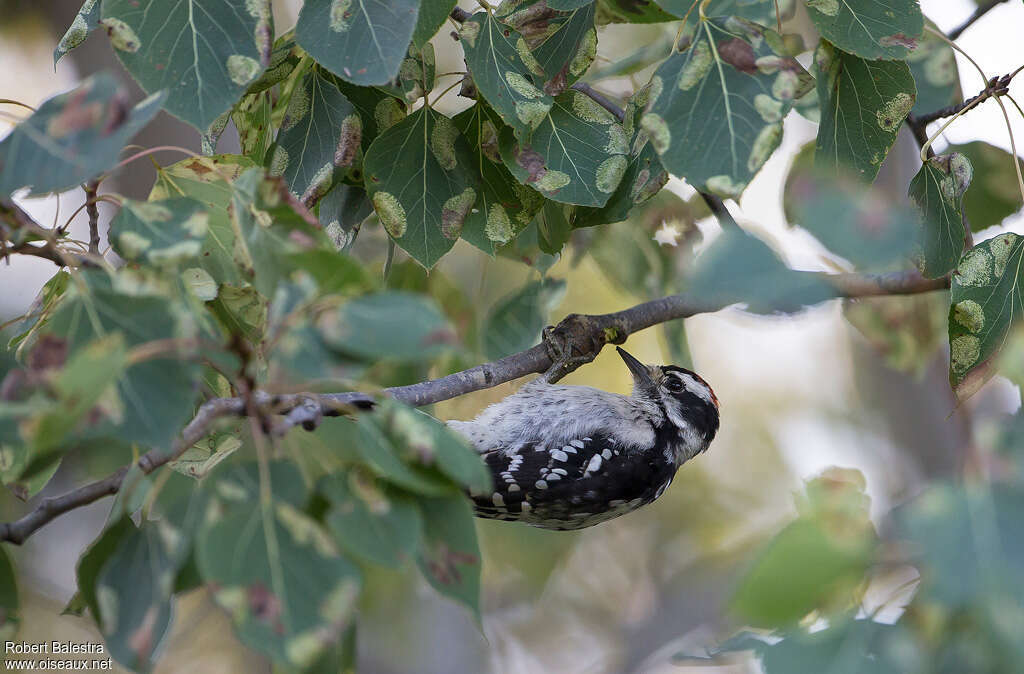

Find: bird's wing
<box><xmin>472</xmin><ymin>433</ymin><xmax>675</xmax><ymax>528</ymax></box>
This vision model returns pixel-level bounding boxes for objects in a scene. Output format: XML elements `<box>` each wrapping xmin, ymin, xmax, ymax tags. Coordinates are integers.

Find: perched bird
<box><xmin>448</xmin><ymin>347</ymin><xmax>719</xmax><ymax>530</ymax></box>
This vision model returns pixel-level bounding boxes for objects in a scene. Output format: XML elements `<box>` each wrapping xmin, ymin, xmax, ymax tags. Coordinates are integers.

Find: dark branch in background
<box><xmin>84</xmin><ymin>180</ymin><xmax>101</xmax><ymax>256</ymax></box>
<box><xmin>571</xmin><ymin>82</ymin><xmax>625</xmax><ymax>121</ymax></box>
<box><xmin>0</xmin><ymin>267</ymin><xmax>949</xmax><ymax>545</ymax></box>
<box><xmin>948</xmin><ymin>0</ymin><xmax>1009</xmax><ymax>41</ymax></box>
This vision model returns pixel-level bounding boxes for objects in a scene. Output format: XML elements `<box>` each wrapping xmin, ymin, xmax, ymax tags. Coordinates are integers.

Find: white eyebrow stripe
<box><xmin>676</xmin><ymin>372</ymin><xmax>714</xmax><ymax>404</ymax></box>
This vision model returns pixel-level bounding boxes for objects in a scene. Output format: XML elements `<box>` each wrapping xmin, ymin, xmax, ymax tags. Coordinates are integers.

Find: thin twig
<box><xmin>0</xmin><ymin>268</ymin><xmax>949</xmax><ymax>545</ymax></box>
<box><xmin>569</xmin><ymin>82</ymin><xmax>625</xmax><ymax>122</ymax></box>
<box><xmin>698</xmin><ymin>192</ymin><xmax>739</xmax><ymax>229</ymax></box>
<box><xmin>83</xmin><ymin>180</ymin><xmax>101</xmax><ymax>256</ymax></box>
<box><xmin>948</xmin><ymin>0</ymin><xmax>1009</xmax><ymax>41</ymax></box>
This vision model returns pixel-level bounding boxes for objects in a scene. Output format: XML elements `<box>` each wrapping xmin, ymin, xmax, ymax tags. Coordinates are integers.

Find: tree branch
<box><xmin>84</xmin><ymin>181</ymin><xmax>101</xmax><ymax>256</ymax></box>
<box><xmin>0</xmin><ymin>198</ymin><xmax>96</xmax><ymax>267</ymax></box>
<box><xmin>948</xmin><ymin>0</ymin><xmax>1009</xmax><ymax>41</ymax></box>
<box><xmin>0</xmin><ymin>269</ymin><xmax>949</xmax><ymax>545</ymax></box>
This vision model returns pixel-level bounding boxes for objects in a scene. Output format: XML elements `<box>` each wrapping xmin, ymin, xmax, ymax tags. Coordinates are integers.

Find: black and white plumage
<box><xmin>448</xmin><ymin>347</ymin><xmax>720</xmax><ymax>530</ymax></box>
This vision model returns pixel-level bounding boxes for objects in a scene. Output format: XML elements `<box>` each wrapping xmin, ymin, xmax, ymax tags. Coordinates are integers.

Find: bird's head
<box><xmin>616</xmin><ymin>346</ymin><xmax>720</xmax><ymax>446</ymax></box>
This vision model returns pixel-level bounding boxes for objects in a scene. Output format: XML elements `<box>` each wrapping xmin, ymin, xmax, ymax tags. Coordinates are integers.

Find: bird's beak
<box><xmin>616</xmin><ymin>347</ymin><xmax>657</xmax><ymax>395</ymax></box>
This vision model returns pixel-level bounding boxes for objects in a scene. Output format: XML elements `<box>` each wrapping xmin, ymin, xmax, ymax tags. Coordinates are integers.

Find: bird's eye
<box><xmin>666</xmin><ymin>378</ymin><xmax>684</xmax><ymax>392</ymax></box>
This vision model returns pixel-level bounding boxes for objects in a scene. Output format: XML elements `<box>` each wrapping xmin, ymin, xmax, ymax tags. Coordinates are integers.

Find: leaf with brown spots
<box><xmin>0</xmin><ymin>73</ymin><xmax>164</xmax><ymax>197</ymax></box>
<box><xmin>416</xmin><ymin>493</ymin><xmax>482</xmax><ymax>618</ymax></box>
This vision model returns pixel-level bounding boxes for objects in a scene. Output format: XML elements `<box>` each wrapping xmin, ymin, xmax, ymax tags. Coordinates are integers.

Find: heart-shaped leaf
<box><xmin>276</xmin><ymin>67</ymin><xmax>359</xmax><ymax>207</ymax></box>
<box><xmin>101</xmin><ymin>0</ymin><xmax>271</xmax><ymax>131</ymax></box>
<box><xmin>641</xmin><ymin>17</ymin><xmax>812</xmax><ymax>199</ymax></box>
<box><xmin>503</xmin><ymin>1</ymin><xmax>598</xmax><ymax>94</ymax></box>
<box><xmin>363</xmin><ymin>108</ymin><xmax>479</xmax><ymax>268</ymax></box>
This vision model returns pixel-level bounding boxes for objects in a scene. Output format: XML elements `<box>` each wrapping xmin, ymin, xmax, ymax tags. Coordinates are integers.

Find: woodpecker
<box><xmin>448</xmin><ymin>347</ymin><xmax>720</xmax><ymax>530</ymax></box>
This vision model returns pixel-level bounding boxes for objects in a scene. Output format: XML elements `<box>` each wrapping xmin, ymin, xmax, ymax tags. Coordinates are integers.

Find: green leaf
<box><xmin>460</xmin><ymin>11</ymin><xmax>554</xmax><ymax>138</ymax></box>
<box><xmin>504</xmin><ymin>1</ymin><xmax>598</xmax><ymax>94</ymax></box>
<box><xmin>641</xmin><ymin>17</ymin><xmax>812</xmax><ymax>199</ymax></box>
<box><xmin>109</xmin><ymin>198</ymin><xmax>209</xmax><ymax>267</ymax></box>
<box><xmin>893</xmin><ymin>483</ymin><xmax>1024</xmax><ymax>606</ymax></box>
<box><xmin>804</xmin><ymin>0</ymin><xmax>923</xmax><ymax>61</ymax></box>
<box><xmin>75</xmin><ymin>517</ymin><xmax>134</xmax><ymax>631</ymax></box>
<box><xmin>45</xmin><ymin>269</ymin><xmax>201</xmax><ymax>450</ymax></box>
<box><xmin>198</xmin><ymin>503</ymin><xmax>361</xmax><ymax>669</ymax></box>
<box><xmin>331</xmin><ymin>79</ymin><xmax>408</xmax><ymax>154</ymax></box>
<box><xmin>285</xmin><ymin>249</ymin><xmax>371</xmax><ymax>295</ymax></box>
<box><xmin>412</xmin><ymin>0</ymin><xmax>457</xmax><ymax>49</ymax></box>
<box><xmin>208</xmin><ymin>284</ymin><xmax>267</xmax><ymax>341</ymax></box>
<box><xmin>534</xmin><ymin>200</ymin><xmax>573</xmax><ymax>254</ymax></box>
<box><xmin>375</xmin><ymin>400</ymin><xmax>493</xmax><ymax>494</ymax></box>
<box><xmin>907</xmin><ymin>19</ymin><xmax>961</xmax><ymax>116</ymax></box>
<box><xmin>947</xmin><ymin>141</ymin><xmax>1024</xmax><ymax>231</ymax></box>
<box><xmin>0</xmin><ymin>73</ymin><xmax>164</xmax><ymax>196</ymax></box>
<box><xmin>295</xmin><ymin>0</ymin><xmax>419</xmax><ymax>86</ymax></box>
<box><xmin>321</xmin><ymin>471</ymin><xmax>423</xmax><ymax>567</ymax></box>
<box><xmin>318</xmin><ymin>291</ymin><xmax>457</xmax><ymax>362</ymax></box>
<box><xmin>948</xmin><ymin>233</ymin><xmax>1024</xmax><ymax>398</ymax></box>
<box><xmin>453</xmin><ymin>104</ymin><xmax>544</xmax><ymax>252</ymax></box>
<box><xmin>908</xmin><ymin>153</ymin><xmax>972</xmax><ymax>279</ymax></box>
<box><xmin>101</xmin><ymin>0</ymin><xmax>271</xmax><ymax>131</ymax></box>
<box><xmin>814</xmin><ymin>41</ymin><xmax>916</xmax><ymax>182</ymax></box>
<box><xmin>344</xmin><ymin>417</ymin><xmax>456</xmax><ymax>496</ymax></box>
<box><xmin>232</xmin><ymin>90</ymin><xmax>274</xmax><ymax>162</ymax></box>
<box><xmin>94</xmin><ymin>521</ymin><xmax>176</xmax><ymax>669</ymax></box>
<box><xmin>574</xmin><ymin>136</ymin><xmax>668</xmax><ymax>228</ymax></box>
<box><xmin>417</xmin><ymin>493</ymin><xmax>482</xmax><ymax>618</ymax></box>
<box><xmin>482</xmin><ymin>278</ymin><xmax>567</xmax><ymax>359</ymax></box>
<box><xmin>687</xmin><ymin>227</ymin><xmax>835</xmax><ymax>314</ymax></box>
<box><xmin>500</xmin><ymin>90</ymin><xmax>629</xmax><ymax>206</ymax></box>
<box><xmin>277</xmin><ymin>67</ymin><xmax>360</xmax><ymax>206</ymax></box>
<box><xmin>229</xmin><ymin>168</ymin><xmax>327</xmax><ymax>296</ymax></box>
<box><xmin>0</xmin><ymin>546</ymin><xmax>19</xmax><ymax>641</ymax></box>
<box><xmin>363</xmin><ymin>108</ymin><xmax>479</xmax><ymax>268</ymax></box>
<box><xmin>731</xmin><ymin>469</ymin><xmax>875</xmax><ymax>627</ymax></box>
<box><xmin>209</xmin><ymin>461</ymin><xmax>309</xmax><ymax>509</ymax></box>
<box><xmin>319</xmin><ymin>184</ymin><xmax>372</xmax><ymax>251</ymax></box>
<box><xmin>54</xmin><ymin>0</ymin><xmax>101</xmax><ymax>65</ymax></box>
<box><xmin>150</xmin><ymin>154</ymin><xmax>258</xmax><ymax>286</ymax></box>
<box><xmin>789</xmin><ymin>174</ymin><xmax>921</xmax><ymax>270</ymax></box>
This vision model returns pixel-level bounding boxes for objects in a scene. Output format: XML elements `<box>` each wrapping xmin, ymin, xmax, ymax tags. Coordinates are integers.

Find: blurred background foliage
<box><xmin>1</xmin><ymin>0</ymin><xmax>1023</xmax><ymax>673</ymax></box>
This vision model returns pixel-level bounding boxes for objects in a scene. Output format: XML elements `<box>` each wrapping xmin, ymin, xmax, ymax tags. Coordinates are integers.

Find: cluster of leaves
<box><xmin>672</xmin><ymin>460</ymin><xmax>1024</xmax><ymax>674</ymax></box>
<box><xmin>0</xmin><ymin>0</ymin><xmax>1022</xmax><ymax>671</ymax></box>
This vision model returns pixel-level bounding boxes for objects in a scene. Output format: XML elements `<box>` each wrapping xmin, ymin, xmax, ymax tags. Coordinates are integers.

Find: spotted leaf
<box><xmin>101</xmin><ymin>0</ymin><xmax>271</xmax><ymax>131</ymax></box>
<box><xmin>804</xmin><ymin>0</ymin><xmax>923</xmax><ymax>61</ymax></box>
<box><xmin>909</xmin><ymin>153</ymin><xmax>972</xmax><ymax>279</ymax></box>
<box><xmin>500</xmin><ymin>0</ymin><xmax>598</xmax><ymax>94</ymax></box>
<box><xmin>500</xmin><ymin>90</ymin><xmax>629</xmax><ymax>207</ymax></box>
<box><xmin>109</xmin><ymin>198</ymin><xmax>209</xmax><ymax>267</ymax></box>
<box><xmin>321</xmin><ymin>471</ymin><xmax>424</xmax><ymax>567</ymax></box>
<box><xmin>814</xmin><ymin>41</ymin><xmax>916</xmax><ymax>182</ymax></box>
<box><xmin>54</xmin><ymin>0</ymin><xmax>101</xmax><ymax>65</ymax></box>
<box><xmin>642</xmin><ymin>16</ymin><xmax>812</xmax><ymax>199</ymax></box>
<box><xmin>453</xmin><ymin>103</ymin><xmax>544</xmax><ymax>253</ymax></box>
<box><xmin>417</xmin><ymin>493</ymin><xmax>482</xmax><ymax>618</ymax></box>
<box><xmin>198</xmin><ymin>498</ymin><xmax>361</xmax><ymax>668</ymax></box>
<box><xmin>0</xmin><ymin>73</ymin><xmax>164</xmax><ymax>197</ymax></box>
<box><xmin>460</xmin><ymin>11</ymin><xmax>554</xmax><ymax>138</ymax></box>
<box><xmin>948</xmin><ymin>234</ymin><xmax>1024</xmax><ymax>399</ymax></box>
<box><xmin>295</xmin><ymin>0</ymin><xmax>419</xmax><ymax>86</ymax></box>
<box><xmin>363</xmin><ymin>108</ymin><xmax>479</xmax><ymax>268</ymax></box>
<box><xmin>275</xmin><ymin>67</ymin><xmax>359</xmax><ymax>207</ymax></box>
